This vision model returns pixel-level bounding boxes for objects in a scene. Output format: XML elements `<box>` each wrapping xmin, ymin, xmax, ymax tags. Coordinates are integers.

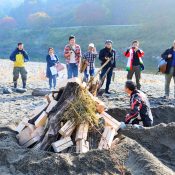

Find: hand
<box><xmin>105</xmin><ymin>57</ymin><xmax>109</xmax><ymax>60</ymax></box>
<box><xmin>168</xmin><ymin>54</ymin><xmax>172</xmax><ymax>58</ymax></box>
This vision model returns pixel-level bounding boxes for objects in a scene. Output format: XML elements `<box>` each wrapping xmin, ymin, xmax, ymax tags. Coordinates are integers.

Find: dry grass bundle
<box><xmin>63</xmin><ymin>87</ymin><xmax>99</xmax><ymax>127</ymax></box>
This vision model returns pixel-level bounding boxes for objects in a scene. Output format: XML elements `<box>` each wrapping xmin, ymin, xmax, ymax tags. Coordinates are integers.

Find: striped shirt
<box><xmin>83</xmin><ymin>51</ymin><xmax>98</xmax><ymax>70</ymax></box>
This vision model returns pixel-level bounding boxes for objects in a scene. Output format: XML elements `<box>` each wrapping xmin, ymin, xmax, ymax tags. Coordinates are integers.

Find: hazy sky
<box><xmin>0</xmin><ymin>0</ymin><xmax>24</xmax><ymax>8</ymax></box>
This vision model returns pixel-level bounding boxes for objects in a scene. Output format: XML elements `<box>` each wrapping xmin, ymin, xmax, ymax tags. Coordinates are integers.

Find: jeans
<box><xmin>127</xmin><ymin>65</ymin><xmax>141</xmax><ymax>90</ymax></box>
<box><xmin>165</xmin><ymin>67</ymin><xmax>175</xmax><ymax>97</ymax></box>
<box><xmin>49</xmin><ymin>75</ymin><xmax>57</xmax><ymax>89</ymax></box>
<box><xmin>68</xmin><ymin>63</ymin><xmax>78</xmax><ymax>79</ymax></box>
<box><xmin>84</xmin><ymin>68</ymin><xmax>95</xmax><ymax>82</ymax></box>
<box><xmin>13</xmin><ymin>67</ymin><xmax>27</xmax><ymax>88</ymax></box>
<box><xmin>100</xmin><ymin>67</ymin><xmax>113</xmax><ymax>92</ymax></box>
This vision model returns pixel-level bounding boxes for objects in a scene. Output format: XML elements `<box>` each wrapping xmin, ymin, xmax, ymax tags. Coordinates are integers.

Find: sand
<box><xmin>0</xmin><ymin>59</ymin><xmax>175</xmax><ymax>175</ymax></box>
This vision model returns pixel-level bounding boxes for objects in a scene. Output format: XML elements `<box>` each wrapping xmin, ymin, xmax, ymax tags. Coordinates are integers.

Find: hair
<box><xmin>69</xmin><ymin>35</ymin><xmax>75</xmax><ymax>41</ymax></box>
<box><xmin>18</xmin><ymin>42</ymin><xmax>23</xmax><ymax>46</ymax></box>
<box><xmin>132</xmin><ymin>40</ymin><xmax>139</xmax><ymax>45</ymax></box>
<box><xmin>125</xmin><ymin>80</ymin><xmax>136</xmax><ymax>91</ymax></box>
<box><xmin>48</xmin><ymin>47</ymin><xmax>54</xmax><ymax>52</ymax></box>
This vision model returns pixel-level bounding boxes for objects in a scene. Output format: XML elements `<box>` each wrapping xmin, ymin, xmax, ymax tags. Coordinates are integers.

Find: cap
<box><xmin>89</xmin><ymin>43</ymin><xmax>95</xmax><ymax>48</ymax></box>
<box><xmin>105</xmin><ymin>40</ymin><xmax>113</xmax><ymax>44</ymax></box>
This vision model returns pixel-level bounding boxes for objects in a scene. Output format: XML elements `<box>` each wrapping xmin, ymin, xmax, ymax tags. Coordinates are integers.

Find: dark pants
<box><xmin>100</xmin><ymin>67</ymin><xmax>113</xmax><ymax>92</ymax></box>
<box><xmin>13</xmin><ymin>67</ymin><xmax>27</xmax><ymax>88</ymax></box>
<box><xmin>131</xmin><ymin>118</ymin><xmax>152</xmax><ymax>127</ymax></box>
<box><xmin>127</xmin><ymin>65</ymin><xmax>141</xmax><ymax>90</ymax></box>
<box><xmin>49</xmin><ymin>75</ymin><xmax>57</xmax><ymax>89</ymax></box>
<box><xmin>68</xmin><ymin>63</ymin><xmax>78</xmax><ymax>79</ymax></box>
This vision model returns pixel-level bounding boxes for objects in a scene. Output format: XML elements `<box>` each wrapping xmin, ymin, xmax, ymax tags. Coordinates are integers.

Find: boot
<box><xmin>14</xmin><ymin>82</ymin><xmax>17</xmax><ymax>89</ymax></box>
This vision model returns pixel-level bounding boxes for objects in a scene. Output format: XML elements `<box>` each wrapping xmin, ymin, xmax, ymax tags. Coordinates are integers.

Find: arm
<box><xmin>99</xmin><ymin>49</ymin><xmax>106</xmax><ymax>62</ymax></box>
<box><xmin>161</xmin><ymin>49</ymin><xmax>171</xmax><ymax>62</ymax></box>
<box><xmin>124</xmin><ymin>49</ymin><xmax>130</xmax><ymax>58</ymax></box>
<box><xmin>125</xmin><ymin>96</ymin><xmax>142</xmax><ymax>124</ymax></box>
<box><xmin>22</xmin><ymin>50</ymin><xmax>29</xmax><ymax>62</ymax></box>
<box><xmin>10</xmin><ymin>50</ymin><xmax>16</xmax><ymax>61</ymax></box>
<box><xmin>64</xmin><ymin>46</ymin><xmax>71</xmax><ymax>59</ymax></box>
<box><xmin>137</xmin><ymin>49</ymin><xmax>144</xmax><ymax>58</ymax></box>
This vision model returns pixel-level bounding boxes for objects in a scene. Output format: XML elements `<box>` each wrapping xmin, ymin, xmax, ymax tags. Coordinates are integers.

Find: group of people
<box><xmin>9</xmin><ymin>36</ymin><xmax>175</xmax><ymax>127</ymax></box>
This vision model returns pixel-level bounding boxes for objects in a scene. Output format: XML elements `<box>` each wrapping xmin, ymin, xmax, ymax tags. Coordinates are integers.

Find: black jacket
<box><xmin>125</xmin><ymin>90</ymin><xmax>153</xmax><ymax>127</ymax></box>
<box><xmin>99</xmin><ymin>47</ymin><xmax>116</xmax><ymax>68</ymax></box>
<box><xmin>161</xmin><ymin>47</ymin><xmax>175</xmax><ymax>76</ymax></box>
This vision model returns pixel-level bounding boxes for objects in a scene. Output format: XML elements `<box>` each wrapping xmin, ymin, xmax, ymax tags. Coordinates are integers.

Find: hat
<box><xmin>105</xmin><ymin>40</ymin><xmax>113</xmax><ymax>44</ymax></box>
<box><xmin>89</xmin><ymin>43</ymin><xmax>95</xmax><ymax>48</ymax></box>
<box><xmin>69</xmin><ymin>35</ymin><xmax>75</xmax><ymax>41</ymax></box>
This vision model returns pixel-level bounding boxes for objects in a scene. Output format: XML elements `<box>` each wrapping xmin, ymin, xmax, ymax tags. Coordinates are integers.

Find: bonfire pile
<box><xmin>15</xmin><ymin>78</ymin><xmax>121</xmax><ymax>153</ymax></box>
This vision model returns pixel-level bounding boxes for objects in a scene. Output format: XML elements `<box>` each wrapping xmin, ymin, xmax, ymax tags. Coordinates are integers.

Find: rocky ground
<box><xmin>0</xmin><ymin>59</ymin><xmax>175</xmax><ymax>175</ymax></box>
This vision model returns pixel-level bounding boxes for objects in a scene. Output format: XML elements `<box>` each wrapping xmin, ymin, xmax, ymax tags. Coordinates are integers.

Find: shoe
<box><xmin>23</xmin><ymin>88</ymin><xmax>27</xmax><ymax>92</ymax></box>
<box><xmin>104</xmin><ymin>91</ymin><xmax>111</xmax><ymax>96</ymax></box>
<box><xmin>163</xmin><ymin>95</ymin><xmax>169</xmax><ymax>100</ymax></box>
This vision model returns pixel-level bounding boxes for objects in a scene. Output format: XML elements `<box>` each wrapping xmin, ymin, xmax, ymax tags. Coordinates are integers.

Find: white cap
<box><xmin>89</xmin><ymin>43</ymin><xmax>95</xmax><ymax>48</ymax></box>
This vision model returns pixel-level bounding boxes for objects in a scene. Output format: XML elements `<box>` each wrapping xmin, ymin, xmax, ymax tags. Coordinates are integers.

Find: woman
<box><xmin>46</xmin><ymin>48</ymin><xmax>59</xmax><ymax>90</ymax></box>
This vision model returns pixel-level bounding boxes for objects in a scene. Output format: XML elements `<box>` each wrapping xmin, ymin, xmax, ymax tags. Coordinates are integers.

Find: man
<box><xmin>99</xmin><ymin>40</ymin><xmax>116</xmax><ymax>95</ymax></box>
<box><xmin>10</xmin><ymin>43</ymin><xmax>29</xmax><ymax>90</ymax></box>
<box><xmin>83</xmin><ymin>43</ymin><xmax>98</xmax><ymax>82</ymax></box>
<box><xmin>161</xmin><ymin>40</ymin><xmax>175</xmax><ymax>99</ymax></box>
<box><xmin>124</xmin><ymin>80</ymin><xmax>153</xmax><ymax>127</ymax></box>
<box><xmin>124</xmin><ymin>40</ymin><xmax>144</xmax><ymax>90</ymax></box>
<box><xmin>64</xmin><ymin>35</ymin><xmax>81</xmax><ymax>79</ymax></box>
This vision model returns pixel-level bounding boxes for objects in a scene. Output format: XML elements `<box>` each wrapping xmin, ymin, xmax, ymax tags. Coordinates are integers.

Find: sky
<box><xmin>0</xmin><ymin>0</ymin><xmax>24</xmax><ymax>8</ymax></box>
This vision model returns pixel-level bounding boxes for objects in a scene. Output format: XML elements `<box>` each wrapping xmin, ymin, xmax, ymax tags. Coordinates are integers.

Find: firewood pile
<box><xmin>15</xmin><ymin>78</ymin><xmax>121</xmax><ymax>153</ymax></box>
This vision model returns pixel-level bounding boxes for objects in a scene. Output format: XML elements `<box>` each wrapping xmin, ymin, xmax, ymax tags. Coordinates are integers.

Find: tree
<box><xmin>27</xmin><ymin>11</ymin><xmax>52</xmax><ymax>28</ymax></box>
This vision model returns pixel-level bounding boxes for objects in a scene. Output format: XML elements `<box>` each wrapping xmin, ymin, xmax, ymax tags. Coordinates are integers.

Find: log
<box><xmin>75</xmin><ymin>122</ymin><xmax>89</xmax><ymax>141</ymax></box>
<box><xmin>76</xmin><ymin>139</ymin><xmax>89</xmax><ymax>153</ymax></box>
<box><xmin>15</xmin><ymin>117</ymin><xmax>29</xmax><ymax>133</ymax></box>
<box><xmin>23</xmin><ymin>136</ymin><xmax>40</xmax><ymax>148</ymax></box>
<box><xmin>35</xmin><ymin>111</ymin><xmax>48</xmax><ymax>127</ymax></box>
<box><xmin>52</xmin><ymin>137</ymin><xmax>73</xmax><ymax>153</ymax></box>
<box><xmin>45</xmin><ymin>100</ymin><xmax>58</xmax><ymax>113</ymax></box>
<box><xmin>32</xmin><ymin>88</ymin><xmax>51</xmax><ymax>96</ymax></box>
<box><xmin>98</xmin><ymin>126</ymin><xmax>116</xmax><ymax>150</ymax></box>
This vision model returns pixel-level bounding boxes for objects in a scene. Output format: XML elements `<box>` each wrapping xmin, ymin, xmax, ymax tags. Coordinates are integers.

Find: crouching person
<box><xmin>124</xmin><ymin>80</ymin><xmax>153</xmax><ymax>127</ymax></box>
<box><xmin>10</xmin><ymin>42</ymin><xmax>29</xmax><ymax>90</ymax></box>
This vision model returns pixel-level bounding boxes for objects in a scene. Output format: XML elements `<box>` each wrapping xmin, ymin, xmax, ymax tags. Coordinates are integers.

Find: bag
<box><xmin>55</xmin><ymin>63</ymin><xmax>65</xmax><ymax>72</ymax></box>
<box><xmin>50</xmin><ymin>66</ymin><xmax>58</xmax><ymax>75</ymax></box>
<box><xmin>158</xmin><ymin>59</ymin><xmax>167</xmax><ymax>74</ymax></box>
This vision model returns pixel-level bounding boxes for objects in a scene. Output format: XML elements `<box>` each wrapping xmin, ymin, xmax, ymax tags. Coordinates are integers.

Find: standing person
<box><xmin>99</xmin><ymin>40</ymin><xmax>116</xmax><ymax>95</ymax></box>
<box><xmin>161</xmin><ymin>40</ymin><xmax>175</xmax><ymax>99</ymax></box>
<box><xmin>64</xmin><ymin>35</ymin><xmax>81</xmax><ymax>79</ymax></box>
<box><xmin>124</xmin><ymin>40</ymin><xmax>144</xmax><ymax>90</ymax></box>
<box><xmin>46</xmin><ymin>48</ymin><xmax>59</xmax><ymax>90</ymax></box>
<box><xmin>83</xmin><ymin>43</ymin><xmax>98</xmax><ymax>82</ymax></box>
<box><xmin>124</xmin><ymin>80</ymin><xmax>153</xmax><ymax>127</ymax></box>
<box><xmin>10</xmin><ymin>42</ymin><xmax>29</xmax><ymax>90</ymax></box>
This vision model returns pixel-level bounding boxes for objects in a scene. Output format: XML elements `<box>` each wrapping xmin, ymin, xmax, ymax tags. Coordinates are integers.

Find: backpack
<box><xmin>158</xmin><ymin>58</ymin><xmax>167</xmax><ymax>74</ymax></box>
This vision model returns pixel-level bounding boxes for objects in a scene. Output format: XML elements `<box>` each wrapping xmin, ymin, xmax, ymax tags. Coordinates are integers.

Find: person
<box><xmin>64</xmin><ymin>35</ymin><xmax>81</xmax><ymax>79</ymax></box>
<box><xmin>124</xmin><ymin>40</ymin><xmax>144</xmax><ymax>90</ymax></box>
<box><xmin>10</xmin><ymin>42</ymin><xmax>29</xmax><ymax>90</ymax></box>
<box><xmin>46</xmin><ymin>48</ymin><xmax>59</xmax><ymax>90</ymax></box>
<box><xmin>82</xmin><ymin>43</ymin><xmax>98</xmax><ymax>82</ymax></box>
<box><xmin>161</xmin><ymin>40</ymin><xmax>175</xmax><ymax>99</ymax></box>
<box><xmin>124</xmin><ymin>80</ymin><xmax>153</xmax><ymax>127</ymax></box>
<box><xmin>99</xmin><ymin>40</ymin><xmax>116</xmax><ymax>95</ymax></box>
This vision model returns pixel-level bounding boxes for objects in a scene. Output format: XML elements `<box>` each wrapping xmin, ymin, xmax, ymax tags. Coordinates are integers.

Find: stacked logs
<box><xmin>15</xmin><ymin>78</ymin><xmax>121</xmax><ymax>153</ymax></box>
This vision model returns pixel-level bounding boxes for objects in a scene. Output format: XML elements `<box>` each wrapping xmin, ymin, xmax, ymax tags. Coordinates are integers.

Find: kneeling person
<box><xmin>124</xmin><ymin>80</ymin><xmax>153</xmax><ymax>127</ymax></box>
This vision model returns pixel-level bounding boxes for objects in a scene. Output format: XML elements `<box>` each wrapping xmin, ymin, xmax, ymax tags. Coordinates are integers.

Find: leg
<box><xmin>49</xmin><ymin>76</ymin><xmax>53</xmax><ymax>89</ymax></box>
<box><xmin>68</xmin><ymin>64</ymin><xmax>73</xmax><ymax>79</ymax></box>
<box><xmin>53</xmin><ymin>75</ymin><xmax>57</xmax><ymax>88</ymax></box>
<box><xmin>127</xmin><ymin>69</ymin><xmax>134</xmax><ymax>80</ymax></box>
<box><xmin>73</xmin><ymin>64</ymin><xmax>78</xmax><ymax>78</ymax></box>
<box><xmin>83</xmin><ymin>69</ymin><xmax>88</xmax><ymax>82</ymax></box>
<box><xmin>165</xmin><ymin>73</ymin><xmax>173</xmax><ymax>97</ymax></box>
<box><xmin>105</xmin><ymin>68</ymin><xmax>113</xmax><ymax>93</ymax></box>
<box><xmin>173</xmin><ymin>75</ymin><xmax>175</xmax><ymax>98</ymax></box>
<box><xmin>135</xmin><ymin>66</ymin><xmax>141</xmax><ymax>90</ymax></box>
<box><xmin>13</xmin><ymin>67</ymin><xmax>20</xmax><ymax>88</ymax></box>
<box><xmin>20</xmin><ymin>67</ymin><xmax>28</xmax><ymax>88</ymax></box>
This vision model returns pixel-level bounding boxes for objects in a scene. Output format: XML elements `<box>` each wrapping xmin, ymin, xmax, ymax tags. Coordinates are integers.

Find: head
<box><xmin>132</xmin><ymin>40</ymin><xmax>139</xmax><ymax>49</ymax></box>
<box><xmin>173</xmin><ymin>40</ymin><xmax>175</xmax><ymax>49</ymax></box>
<box><xmin>69</xmin><ymin>35</ymin><xmax>76</xmax><ymax>46</ymax></box>
<box><xmin>124</xmin><ymin>80</ymin><xmax>137</xmax><ymax>95</ymax></box>
<box><xmin>105</xmin><ymin>40</ymin><xmax>113</xmax><ymax>49</ymax></box>
<box><xmin>88</xmin><ymin>43</ymin><xmax>95</xmax><ymax>52</ymax></box>
<box><xmin>48</xmin><ymin>47</ymin><xmax>54</xmax><ymax>55</ymax></box>
<box><xmin>18</xmin><ymin>43</ymin><xmax>24</xmax><ymax>50</ymax></box>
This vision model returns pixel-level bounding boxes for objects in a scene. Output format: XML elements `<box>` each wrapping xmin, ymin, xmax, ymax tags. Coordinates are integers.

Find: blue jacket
<box><xmin>46</xmin><ymin>54</ymin><xmax>59</xmax><ymax>77</ymax></box>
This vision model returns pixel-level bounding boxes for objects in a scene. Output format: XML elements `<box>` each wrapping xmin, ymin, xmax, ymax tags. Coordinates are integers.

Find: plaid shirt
<box><xmin>83</xmin><ymin>51</ymin><xmax>98</xmax><ymax>70</ymax></box>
